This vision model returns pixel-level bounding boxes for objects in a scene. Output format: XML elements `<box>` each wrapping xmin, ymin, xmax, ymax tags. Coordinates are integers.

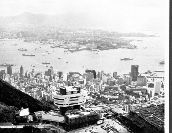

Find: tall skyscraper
<box><xmin>7</xmin><ymin>65</ymin><xmax>12</xmax><ymax>76</ymax></box>
<box><xmin>0</xmin><ymin>70</ymin><xmax>5</xmax><ymax>79</ymax></box>
<box><xmin>113</xmin><ymin>72</ymin><xmax>117</xmax><ymax>78</ymax></box>
<box><xmin>131</xmin><ymin>65</ymin><xmax>139</xmax><ymax>81</ymax></box>
<box><xmin>20</xmin><ymin>65</ymin><xmax>24</xmax><ymax>77</ymax></box>
<box><xmin>58</xmin><ymin>71</ymin><xmax>63</xmax><ymax>78</ymax></box>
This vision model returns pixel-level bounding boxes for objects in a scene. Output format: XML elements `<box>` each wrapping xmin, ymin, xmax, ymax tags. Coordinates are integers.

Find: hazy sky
<box><xmin>0</xmin><ymin>0</ymin><xmax>169</xmax><ymax>34</ymax></box>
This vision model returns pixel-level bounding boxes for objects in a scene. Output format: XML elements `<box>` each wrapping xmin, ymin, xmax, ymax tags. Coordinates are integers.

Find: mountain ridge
<box><xmin>0</xmin><ymin>12</ymin><xmax>98</xmax><ymax>31</ymax></box>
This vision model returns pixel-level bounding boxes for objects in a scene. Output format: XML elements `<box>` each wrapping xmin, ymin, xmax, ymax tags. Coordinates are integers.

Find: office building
<box><xmin>131</xmin><ymin>65</ymin><xmax>139</xmax><ymax>81</ymax></box>
<box><xmin>137</xmin><ymin>76</ymin><xmax>147</xmax><ymax>86</ymax></box>
<box><xmin>20</xmin><ymin>65</ymin><xmax>24</xmax><ymax>77</ymax></box>
<box><xmin>58</xmin><ymin>71</ymin><xmax>63</xmax><ymax>78</ymax></box>
<box><xmin>53</xmin><ymin>86</ymin><xmax>86</xmax><ymax>112</ymax></box>
<box><xmin>85</xmin><ymin>69</ymin><xmax>96</xmax><ymax>79</ymax></box>
<box><xmin>7</xmin><ymin>65</ymin><xmax>12</xmax><ymax>76</ymax></box>
<box><xmin>53</xmin><ymin>85</ymin><xmax>100</xmax><ymax>131</ymax></box>
<box><xmin>0</xmin><ymin>70</ymin><xmax>5</xmax><ymax>79</ymax></box>
<box><xmin>113</xmin><ymin>72</ymin><xmax>118</xmax><ymax>78</ymax></box>
<box><xmin>154</xmin><ymin>81</ymin><xmax>161</xmax><ymax>95</ymax></box>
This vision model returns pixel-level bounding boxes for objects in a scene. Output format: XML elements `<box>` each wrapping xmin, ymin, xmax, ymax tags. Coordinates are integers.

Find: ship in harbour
<box><xmin>22</xmin><ymin>54</ymin><xmax>35</xmax><ymax>56</ymax></box>
<box><xmin>159</xmin><ymin>60</ymin><xmax>165</xmax><ymax>65</ymax></box>
<box><xmin>42</xmin><ymin>62</ymin><xmax>50</xmax><ymax>65</ymax></box>
<box><xmin>18</xmin><ymin>48</ymin><xmax>27</xmax><ymax>51</ymax></box>
<box><xmin>120</xmin><ymin>58</ymin><xmax>133</xmax><ymax>61</ymax></box>
<box><xmin>50</xmin><ymin>45</ymin><xmax>59</xmax><ymax>48</ymax></box>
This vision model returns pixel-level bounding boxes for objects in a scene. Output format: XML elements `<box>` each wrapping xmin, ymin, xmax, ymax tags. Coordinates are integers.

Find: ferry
<box><xmin>159</xmin><ymin>61</ymin><xmax>165</xmax><ymax>65</ymax></box>
<box><xmin>92</xmin><ymin>49</ymin><xmax>100</xmax><ymax>52</ymax></box>
<box><xmin>68</xmin><ymin>48</ymin><xmax>77</xmax><ymax>52</ymax></box>
<box><xmin>18</xmin><ymin>48</ymin><xmax>27</xmax><ymax>51</ymax></box>
<box><xmin>42</xmin><ymin>62</ymin><xmax>50</xmax><ymax>65</ymax></box>
<box><xmin>64</xmin><ymin>50</ymin><xmax>69</xmax><ymax>52</ymax></box>
<box><xmin>50</xmin><ymin>45</ymin><xmax>59</xmax><ymax>48</ymax></box>
<box><xmin>22</xmin><ymin>54</ymin><xmax>35</xmax><ymax>56</ymax></box>
<box><xmin>120</xmin><ymin>58</ymin><xmax>133</xmax><ymax>61</ymax></box>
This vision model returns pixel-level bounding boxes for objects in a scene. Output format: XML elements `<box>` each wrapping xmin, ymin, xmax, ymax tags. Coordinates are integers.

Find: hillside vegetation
<box><xmin>0</xmin><ymin>79</ymin><xmax>52</xmax><ymax>113</ymax></box>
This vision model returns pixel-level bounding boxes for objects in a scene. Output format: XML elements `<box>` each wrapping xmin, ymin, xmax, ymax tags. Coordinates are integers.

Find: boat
<box><xmin>42</xmin><ymin>62</ymin><xmax>50</xmax><ymax>65</ymax></box>
<box><xmin>22</xmin><ymin>54</ymin><xmax>35</xmax><ymax>56</ymax></box>
<box><xmin>92</xmin><ymin>49</ymin><xmax>100</xmax><ymax>52</ymax></box>
<box><xmin>68</xmin><ymin>48</ymin><xmax>77</xmax><ymax>52</ymax></box>
<box><xmin>18</xmin><ymin>48</ymin><xmax>27</xmax><ymax>51</ymax></box>
<box><xmin>159</xmin><ymin>61</ymin><xmax>165</xmax><ymax>65</ymax></box>
<box><xmin>64</xmin><ymin>50</ymin><xmax>69</xmax><ymax>52</ymax></box>
<box><xmin>120</xmin><ymin>58</ymin><xmax>133</xmax><ymax>61</ymax></box>
<box><xmin>50</xmin><ymin>45</ymin><xmax>59</xmax><ymax>48</ymax></box>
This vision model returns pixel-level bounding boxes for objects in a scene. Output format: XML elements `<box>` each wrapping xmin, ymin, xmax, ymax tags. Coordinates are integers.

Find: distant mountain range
<box><xmin>0</xmin><ymin>12</ymin><xmax>154</xmax><ymax>37</ymax></box>
<box><xmin>0</xmin><ymin>12</ymin><xmax>101</xmax><ymax>32</ymax></box>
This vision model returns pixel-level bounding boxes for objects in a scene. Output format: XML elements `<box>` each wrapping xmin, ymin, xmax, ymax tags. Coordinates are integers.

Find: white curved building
<box><xmin>53</xmin><ymin>86</ymin><xmax>87</xmax><ymax>108</ymax></box>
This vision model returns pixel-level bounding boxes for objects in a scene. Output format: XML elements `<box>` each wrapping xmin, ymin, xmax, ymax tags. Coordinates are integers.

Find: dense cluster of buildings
<box><xmin>0</xmin><ymin>64</ymin><xmax>165</xmax><ymax>132</ymax></box>
<box><xmin>0</xmin><ymin>64</ymin><xmax>164</xmax><ymax>110</ymax></box>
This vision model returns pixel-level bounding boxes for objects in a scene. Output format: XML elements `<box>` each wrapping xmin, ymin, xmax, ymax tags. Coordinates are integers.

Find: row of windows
<box><xmin>69</xmin><ymin>99</ymin><xmax>78</xmax><ymax>101</ymax></box>
<box><xmin>53</xmin><ymin>97</ymin><xmax>64</xmax><ymax>100</ymax></box>
<box><xmin>70</xmin><ymin>96</ymin><xmax>80</xmax><ymax>99</ymax></box>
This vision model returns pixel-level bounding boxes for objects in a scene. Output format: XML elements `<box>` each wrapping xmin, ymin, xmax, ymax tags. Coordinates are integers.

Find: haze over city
<box><xmin>0</xmin><ymin>0</ymin><xmax>168</xmax><ymax>34</ymax></box>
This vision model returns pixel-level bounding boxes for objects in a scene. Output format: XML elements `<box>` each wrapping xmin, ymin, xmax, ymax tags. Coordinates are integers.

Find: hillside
<box><xmin>0</xmin><ymin>79</ymin><xmax>52</xmax><ymax>113</ymax></box>
<box><xmin>0</xmin><ymin>102</ymin><xmax>18</xmax><ymax>123</ymax></box>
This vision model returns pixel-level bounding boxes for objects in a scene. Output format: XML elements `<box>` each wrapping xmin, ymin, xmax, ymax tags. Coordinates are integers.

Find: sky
<box><xmin>0</xmin><ymin>0</ymin><xmax>169</xmax><ymax>34</ymax></box>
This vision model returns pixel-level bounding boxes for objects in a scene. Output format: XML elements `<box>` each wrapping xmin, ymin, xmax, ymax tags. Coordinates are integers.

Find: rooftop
<box><xmin>134</xmin><ymin>104</ymin><xmax>164</xmax><ymax>129</ymax></box>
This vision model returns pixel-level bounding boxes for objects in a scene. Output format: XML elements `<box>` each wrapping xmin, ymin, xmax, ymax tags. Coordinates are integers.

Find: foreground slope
<box><xmin>0</xmin><ymin>79</ymin><xmax>52</xmax><ymax>113</ymax></box>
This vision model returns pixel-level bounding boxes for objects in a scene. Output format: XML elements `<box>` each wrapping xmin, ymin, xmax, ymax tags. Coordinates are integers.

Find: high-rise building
<box><xmin>58</xmin><ymin>71</ymin><xmax>63</xmax><ymax>78</ymax></box>
<box><xmin>85</xmin><ymin>69</ymin><xmax>96</xmax><ymax>79</ymax></box>
<box><xmin>154</xmin><ymin>81</ymin><xmax>161</xmax><ymax>95</ymax></box>
<box><xmin>113</xmin><ymin>72</ymin><xmax>117</xmax><ymax>78</ymax></box>
<box><xmin>0</xmin><ymin>70</ymin><xmax>5</xmax><ymax>79</ymax></box>
<box><xmin>52</xmin><ymin>85</ymin><xmax>100</xmax><ymax>131</ymax></box>
<box><xmin>53</xmin><ymin>86</ymin><xmax>86</xmax><ymax>115</ymax></box>
<box><xmin>47</xmin><ymin>69</ymin><xmax>52</xmax><ymax>76</ymax></box>
<box><xmin>137</xmin><ymin>76</ymin><xmax>147</xmax><ymax>86</ymax></box>
<box><xmin>7</xmin><ymin>65</ymin><xmax>12</xmax><ymax>76</ymax></box>
<box><xmin>20</xmin><ymin>65</ymin><xmax>24</xmax><ymax>77</ymax></box>
<box><xmin>131</xmin><ymin>65</ymin><xmax>139</xmax><ymax>81</ymax></box>
<box><xmin>25</xmin><ymin>71</ymin><xmax>28</xmax><ymax>78</ymax></box>
<box><xmin>97</xmin><ymin>71</ymin><xmax>102</xmax><ymax>79</ymax></box>
<box><xmin>49</xmin><ymin>66</ymin><xmax>54</xmax><ymax>76</ymax></box>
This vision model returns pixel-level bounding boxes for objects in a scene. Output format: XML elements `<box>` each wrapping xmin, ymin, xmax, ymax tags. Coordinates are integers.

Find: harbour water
<box><xmin>0</xmin><ymin>36</ymin><xmax>164</xmax><ymax>74</ymax></box>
